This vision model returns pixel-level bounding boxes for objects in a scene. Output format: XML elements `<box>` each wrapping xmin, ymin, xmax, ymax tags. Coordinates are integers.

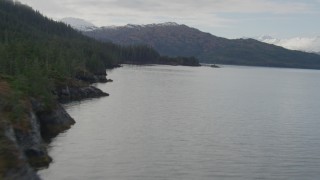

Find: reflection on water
<box><xmin>40</xmin><ymin>65</ymin><xmax>320</xmax><ymax>180</ymax></box>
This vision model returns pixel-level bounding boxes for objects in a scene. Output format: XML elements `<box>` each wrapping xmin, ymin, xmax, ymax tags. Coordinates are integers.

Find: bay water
<box><xmin>39</xmin><ymin>65</ymin><xmax>320</xmax><ymax>180</ymax></box>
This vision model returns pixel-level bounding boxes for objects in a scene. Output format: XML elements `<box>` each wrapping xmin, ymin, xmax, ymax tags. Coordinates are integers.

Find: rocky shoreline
<box><xmin>0</xmin><ymin>73</ymin><xmax>112</xmax><ymax>179</ymax></box>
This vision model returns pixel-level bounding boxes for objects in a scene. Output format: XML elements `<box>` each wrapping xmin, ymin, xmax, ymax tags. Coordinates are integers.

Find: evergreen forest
<box><xmin>0</xmin><ymin>0</ymin><xmax>199</xmax><ymax>106</ymax></box>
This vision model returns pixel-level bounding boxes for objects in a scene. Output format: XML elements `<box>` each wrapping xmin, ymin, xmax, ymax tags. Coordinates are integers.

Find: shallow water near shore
<box><xmin>39</xmin><ymin>65</ymin><xmax>320</xmax><ymax>180</ymax></box>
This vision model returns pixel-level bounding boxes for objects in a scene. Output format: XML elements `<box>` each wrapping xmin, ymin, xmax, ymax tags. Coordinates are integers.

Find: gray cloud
<box><xmin>75</xmin><ymin>0</ymin><xmax>313</xmax><ymax>14</ymax></box>
<box><xmin>259</xmin><ymin>36</ymin><xmax>320</xmax><ymax>52</ymax></box>
<box><xmin>17</xmin><ymin>0</ymin><xmax>319</xmax><ymax>38</ymax></box>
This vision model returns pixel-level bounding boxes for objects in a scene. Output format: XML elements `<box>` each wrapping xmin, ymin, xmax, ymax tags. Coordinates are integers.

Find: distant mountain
<box><xmin>60</xmin><ymin>19</ymin><xmax>199</xmax><ymax>66</ymax></box>
<box><xmin>84</xmin><ymin>22</ymin><xmax>320</xmax><ymax>69</ymax></box>
<box><xmin>85</xmin><ymin>22</ymin><xmax>221</xmax><ymax>58</ymax></box>
<box><xmin>256</xmin><ymin>35</ymin><xmax>320</xmax><ymax>53</ymax></box>
<box><xmin>61</xmin><ymin>17</ymin><xmax>97</xmax><ymax>31</ymax></box>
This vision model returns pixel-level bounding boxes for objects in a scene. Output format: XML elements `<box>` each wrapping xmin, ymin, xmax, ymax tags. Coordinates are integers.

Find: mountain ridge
<box><xmin>86</xmin><ymin>22</ymin><xmax>224</xmax><ymax>57</ymax></box>
<box><xmin>81</xmin><ymin>22</ymin><xmax>320</xmax><ymax>69</ymax></box>
<box><xmin>62</xmin><ymin>17</ymin><xmax>320</xmax><ymax>54</ymax></box>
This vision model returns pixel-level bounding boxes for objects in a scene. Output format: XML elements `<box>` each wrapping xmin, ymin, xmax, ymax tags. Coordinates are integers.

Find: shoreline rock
<box><xmin>1</xmin><ymin>71</ymin><xmax>113</xmax><ymax>179</ymax></box>
<box><xmin>1</xmin><ymin>125</ymin><xmax>41</xmax><ymax>180</ymax></box>
<box><xmin>35</xmin><ymin>103</ymin><xmax>76</xmax><ymax>139</ymax></box>
<box><xmin>210</xmin><ymin>64</ymin><xmax>220</xmax><ymax>68</ymax></box>
<box><xmin>56</xmin><ymin>85</ymin><xmax>109</xmax><ymax>103</ymax></box>
<box><xmin>14</xmin><ymin>110</ymin><xmax>52</xmax><ymax>168</ymax></box>
<box><xmin>75</xmin><ymin>71</ymin><xmax>113</xmax><ymax>83</ymax></box>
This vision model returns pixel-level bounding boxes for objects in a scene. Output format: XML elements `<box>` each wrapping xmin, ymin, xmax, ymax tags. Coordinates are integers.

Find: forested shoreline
<box><xmin>0</xmin><ymin>0</ymin><xmax>199</xmax><ymax>105</ymax></box>
<box><xmin>0</xmin><ymin>0</ymin><xmax>200</xmax><ymax>179</ymax></box>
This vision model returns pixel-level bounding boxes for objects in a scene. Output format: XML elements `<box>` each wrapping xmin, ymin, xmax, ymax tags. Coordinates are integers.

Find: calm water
<box><xmin>39</xmin><ymin>65</ymin><xmax>320</xmax><ymax>180</ymax></box>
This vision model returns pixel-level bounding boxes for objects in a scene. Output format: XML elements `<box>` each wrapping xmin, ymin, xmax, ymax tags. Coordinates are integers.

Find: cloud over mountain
<box><xmin>258</xmin><ymin>36</ymin><xmax>320</xmax><ymax>53</ymax></box>
<box><xmin>17</xmin><ymin>0</ymin><xmax>320</xmax><ymax>39</ymax></box>
<box><xmin>61</xmin><ymin>17</ymin><xmax>97</xmax><ymax>31</ymax></box>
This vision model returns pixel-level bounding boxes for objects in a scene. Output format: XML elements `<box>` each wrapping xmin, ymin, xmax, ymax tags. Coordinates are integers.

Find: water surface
<box><xmin>39</xmin><ymin>65</ymin><xmax>320</xmax><ymax>180</ymax></box>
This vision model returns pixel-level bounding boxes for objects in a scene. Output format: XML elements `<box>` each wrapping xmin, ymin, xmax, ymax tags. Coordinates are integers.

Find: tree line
<box><xmin>0</xmin><ymin>0</ymin><xmax>200</xmax><ymax>106</ymax></box>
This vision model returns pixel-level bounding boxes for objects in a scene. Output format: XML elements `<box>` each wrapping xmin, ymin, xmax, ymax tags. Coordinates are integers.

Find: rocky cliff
<box><xmin>0</xmin><ymin>75</ymin><xmax>111</xmax><ymax>179</ymax></box>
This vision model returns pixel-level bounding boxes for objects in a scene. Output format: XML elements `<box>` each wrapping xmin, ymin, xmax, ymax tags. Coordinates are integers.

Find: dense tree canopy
<box><xmin>0</xmin><ymin>0</ymin><xmax>199</xmax><ymax>105</ymax></box>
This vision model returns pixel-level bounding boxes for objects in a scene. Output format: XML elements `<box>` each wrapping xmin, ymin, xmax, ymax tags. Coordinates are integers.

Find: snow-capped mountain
<box><xmin>256</xmin><ymin>35</ymin><xmax>320</xmax><ymax>53</ymax></box>
<box><xmin>101</xmin><ymin>22</ymin><xmax>179</xmax><ymax>30</ymax></box>
<box><xmin>81</xmin><ymin>22</ymin><xmax>320</xmax><ymax>69</ymax></box>
<box><xmin>60</xmin><ymin>17</ymin><xmax>97</xmax><ymax>31</ymax></box>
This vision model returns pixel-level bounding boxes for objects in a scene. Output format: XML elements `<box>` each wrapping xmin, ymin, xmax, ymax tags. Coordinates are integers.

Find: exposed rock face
<box><xmin>56</xmin><ymin>85</ymin><xmax>109</xmax><ymax>103</ymax></box>
<box><xmin>210</xmin><ymin>64</ymin><xmax>220</xmax><ymax>68</ymax></box>
<box><xmin>14</xmin><ymin>111</ymin><xmax>52</xmax><ymax>168</ymax></box>
<box><xmin>1</xmin><ymin>83</ymin><xmax>42</xmax><ymax>179</ymax></box>
<box><xmin>34</xmin><ymin>103</ymin><xmax>76</xmax><ymax>138</ymax></box>
<box><xmin>4</xmin><ymin>165</ymin><xmax>40</xmax><ymax>180</ymax></box>
<box><xmin>1</xmin><ymin>73</ymin><xmax>111</xmax><ymax>179</ymax></box>
<box><xmin>2</xmin><ymin>126</ymin><xmax>41</xmax><ymax>180</ymax></box>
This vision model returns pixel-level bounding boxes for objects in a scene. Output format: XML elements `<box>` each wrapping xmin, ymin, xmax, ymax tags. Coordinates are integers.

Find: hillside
<box><xmin>0</xmin><ymin>1</ymin><xmax>121</xmax><ymax>178</ymax></box>
<box><xmin>0</xmin><ymin>1</ymin><xmax>197</xmax><ymax>179</ymax></box>
<box><xmin>0</xmin><ymin>2</ymin><xmax>202</xmax><ymax>178</ymax></box>
<box><xmin>84</xmin><ymin>22</ymin><xmax>320</xmax><ymax>69</ymax></box>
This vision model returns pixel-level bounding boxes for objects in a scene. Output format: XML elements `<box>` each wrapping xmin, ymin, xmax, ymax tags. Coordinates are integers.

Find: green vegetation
<box><xmin>120</xmin><ymin>45</ymin><xmax>200</xmax><ymax>66</ymax></box>
<box><xmin>0</xmin><ymin>0</ymin><xmax>200</xmax><ymax>177</ymax></box>
<box><xmin>0</xmin><ymin>78</ymin><xmax>25</xmax><ymax>177</ymax></box>
<box><xmin>0</xmin><ymin>128</ymin><xmax>23</xmax><ymax>177</ymax></box>
<box><xmin>0</xmin><ymin>0</ymin><xmax>199</xmax><ymax>108</ymax></box>
<box><xmin>0</xmin><ymin>0</ymin><xmax>199</xmax><ymax>105</ymax></box>
<box><xmin>0</xmin><ymin>0</ymin><xmax>113</xmax><ymax>106</ymax></box>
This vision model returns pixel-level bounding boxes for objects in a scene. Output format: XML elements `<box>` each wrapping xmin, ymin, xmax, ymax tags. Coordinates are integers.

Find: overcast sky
<box><xmin>17</xmin><ymin>0</ymin><xmax>320</xmax><ymax>39</ymax></box>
